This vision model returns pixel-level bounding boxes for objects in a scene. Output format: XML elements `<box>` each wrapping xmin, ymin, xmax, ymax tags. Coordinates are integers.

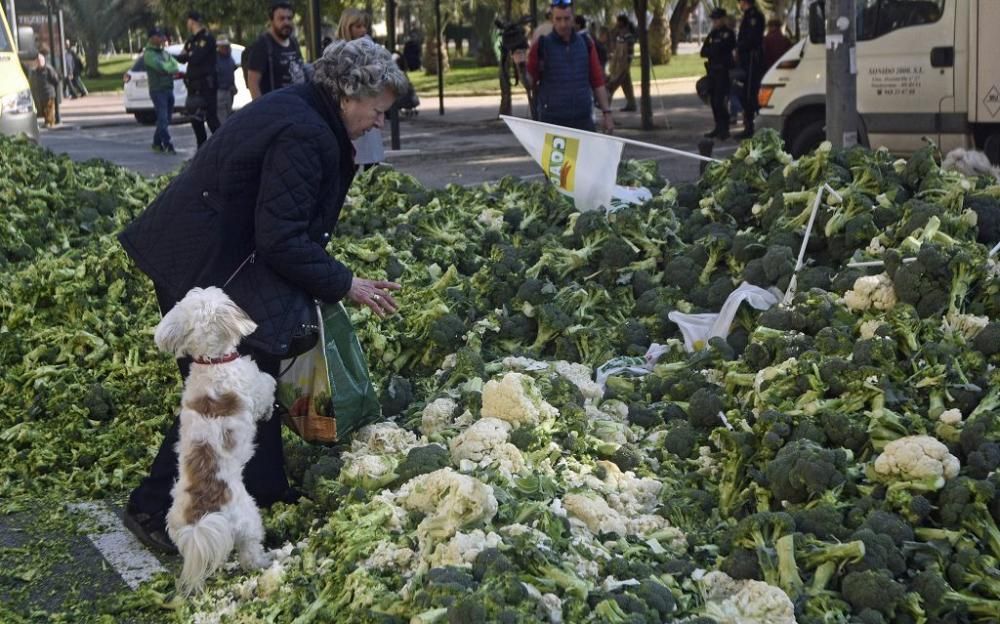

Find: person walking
<box><xmin>178</xmin><ymin>11</ymin><xmax>219</xmax><ymax>148</ymax></box>
<box><xmin>29</xmin><ymin>50</ymin><xmax>59</xmax><ymax>127</ymax></box>
<box><xmin>337</xmin><ymin>8</ymin><xmax>383</xmax><ymax>170</ymax></box>
<box><xmin>144</xmin><ymin>27</ymin><xmax>179</xmax><ymax>154</ymax></box>
<box><xmin>701</xmin><ymin>8</ymin><xmax>736</xmax><ymax>140</ymax></box>
<box><xmin>606</xmin><ymin>14</ymin><xmax>637</xmax><ymax>112</ymax></box>
<box><xmin>734</xmin><ymin>0</ymin><xmax>765</xmax><ymax>139</ymax></box>
<box><xmin>62</xmin><ymin>40</ymin><xmax>84</xmax><ymax>98</ymax></box>
<box><xmin>762</xmin><ymin>18</ymin><xmax>793</xmax><ymax>71</ymax></box>
<box><xmin>246</xmin><ymin>2</ymin><xmax>306</xmax><ymax>100</ymax></box>
<box><xmin>215</xmin><ymin>36</ymin><xmax>238</xmax><ymax>124</ymax></box>
<box><xmin>118</xmin><ymin>38</ymin><xmax>409</xmax><ymax>555</ymax></box>
<box><xmin>525</xmin><ymin>0</ymin><xmax>614</xmax><ymax>133</ymax></box>
<box><xmin>69</xmin><ymin>44</ymin><xmax>88</xmax><ymax>97</ymax></box>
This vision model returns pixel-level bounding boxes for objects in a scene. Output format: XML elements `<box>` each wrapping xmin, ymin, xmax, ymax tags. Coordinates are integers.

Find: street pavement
<box><xmin>40</xmin><ymin>76</ymin><xmax>734</xmax><ymax>187</ymax></box>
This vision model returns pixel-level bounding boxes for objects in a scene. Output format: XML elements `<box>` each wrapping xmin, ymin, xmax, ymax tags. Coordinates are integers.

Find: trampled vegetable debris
<box><xmin>3</xmin><ymin>132</ymin><xmax>1000</xmax><ymax>622</ymax></box>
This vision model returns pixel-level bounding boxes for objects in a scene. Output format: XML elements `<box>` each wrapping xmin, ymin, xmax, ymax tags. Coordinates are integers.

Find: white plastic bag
<box><xmin>668</xmin><ymin>282</ymin><xmax>779</xmax><ymax>352</ymax></box>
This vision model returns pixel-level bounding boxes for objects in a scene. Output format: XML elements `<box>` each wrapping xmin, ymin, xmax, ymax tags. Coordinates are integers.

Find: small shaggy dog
<box><xmin>153</xmin><ymin>286</ymin><xmax>276</xmax><ymax>594</ymax></box>
<box><xmin>942</xmin><ymin>147</ymin><xmax>1000</xmax><ymax>181</ymax></box>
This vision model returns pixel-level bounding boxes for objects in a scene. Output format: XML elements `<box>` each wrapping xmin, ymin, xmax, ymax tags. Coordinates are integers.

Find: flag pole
<box><xmin>499</xmin><ymin>115</ymin><xmax>721</xmax><ymax>164</ymax></box>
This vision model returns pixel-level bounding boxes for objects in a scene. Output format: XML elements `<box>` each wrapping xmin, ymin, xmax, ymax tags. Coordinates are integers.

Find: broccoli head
<box><xmin>688</xmin><ymin>386</ymin><xmax>725</xmax><ymax>430</ymax></box>
<box><xmin>764</xmin><ymin>439</ymin><xmax>849</xmax><ymax>504</ymax></box>
<box><xmin>394</xmin><ymin>444</ymin><xmax>451</xmax><ymax>485</ymax></box>
<box><xmin>840</xmin><ymin>570</ymin><xmax>906</xmax><ymax>618</ymax></box>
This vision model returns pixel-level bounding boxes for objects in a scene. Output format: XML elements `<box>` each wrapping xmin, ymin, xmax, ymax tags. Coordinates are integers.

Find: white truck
<box><xmin>757</xmin><ymin>0</ymin><xmax>1000</xmax><ymax>162</ymax></box>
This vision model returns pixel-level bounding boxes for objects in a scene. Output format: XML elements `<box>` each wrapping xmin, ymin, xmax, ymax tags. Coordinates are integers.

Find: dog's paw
<box><xmin>239</xmin><ymin>548</ymin><xmax>272</xmax><ymax>571</ymax></box>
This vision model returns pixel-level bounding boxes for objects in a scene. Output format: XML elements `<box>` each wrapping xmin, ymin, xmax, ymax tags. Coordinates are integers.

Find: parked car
<box><xmin>123</xmin><ymin>43</ymin><xmax>250</xmax><ymax>125</ymax></box>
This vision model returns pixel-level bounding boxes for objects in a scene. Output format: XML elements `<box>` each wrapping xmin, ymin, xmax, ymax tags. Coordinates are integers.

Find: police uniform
<box><xmin>178</xmin><ymin>25</ymin><xmax>219</xmax><ymax>147</ymax></box>
<box><xmin>701</xmin><ymin>13</ymin><xmax>735</xmax><ymax>139</ymax></box>
<box><xmin>736</xmin><ymin>1</ymin><xmax>765</xmax><ymax>136</ymax></box>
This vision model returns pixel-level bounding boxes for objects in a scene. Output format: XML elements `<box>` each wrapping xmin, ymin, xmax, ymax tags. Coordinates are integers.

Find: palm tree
<box><xmin>62</xmin><ymin>0</ymin><xmax>149</xmax><ymax>78</ymax></box>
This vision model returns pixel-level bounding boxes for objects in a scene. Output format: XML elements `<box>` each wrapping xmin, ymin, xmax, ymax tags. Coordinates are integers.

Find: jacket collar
<box><xmin>307</xmin><ymin>82</ymin><xmax>355</xmax><ymax>168</ymax></box>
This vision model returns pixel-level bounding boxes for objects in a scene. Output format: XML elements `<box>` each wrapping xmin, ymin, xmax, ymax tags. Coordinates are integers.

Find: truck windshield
<box><xmin>857</xmin><ymin>0</ymin><xmax>945</xmax><ymax>41</ymax></box>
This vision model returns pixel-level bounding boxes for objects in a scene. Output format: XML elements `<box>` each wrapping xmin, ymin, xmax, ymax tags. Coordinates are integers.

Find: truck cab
<box><xmin>0</xmin><ymin>5</ymin><xmax>39</xmax><ymax>141</ymax></box>
<box><xmin>758</xmin><ymin>0</ymin><xmax>1000</xmax><ymax>162</ymax></box>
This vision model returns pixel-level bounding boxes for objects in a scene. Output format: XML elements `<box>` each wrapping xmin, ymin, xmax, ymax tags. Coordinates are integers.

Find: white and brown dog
<box><xmin>153</xmin><ymin>286</ymin><xmax>276</xmax><ymax>595</ymax></box>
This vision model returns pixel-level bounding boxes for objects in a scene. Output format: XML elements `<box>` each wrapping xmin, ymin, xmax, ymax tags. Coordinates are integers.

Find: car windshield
<box><xmin>0</xmin><ymin>19</ymin><xmax>12</xmax><ymax>52</ymax></box>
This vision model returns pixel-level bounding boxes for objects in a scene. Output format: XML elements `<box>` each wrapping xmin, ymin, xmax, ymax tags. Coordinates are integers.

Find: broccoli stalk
<box><xmin>795</xmin><ymin>536</ymin><xmax>866</xmax><ymax>570</ymax></box>
<box><xmin>775</xmin><ymin>534</ymin><xmax>804</xmax><ymax>601</ymax></box>
<box><xmin>527</xmin><ymin>232</ymin><xmax>609</xmax><ymax>279</ymax></box>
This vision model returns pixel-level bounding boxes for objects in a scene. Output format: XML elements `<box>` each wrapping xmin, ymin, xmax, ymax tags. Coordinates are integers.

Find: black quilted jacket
<box><xmin>119</xmin><ymin>82</ymin><xmax>356</xmax><ymax>356</ymax></box>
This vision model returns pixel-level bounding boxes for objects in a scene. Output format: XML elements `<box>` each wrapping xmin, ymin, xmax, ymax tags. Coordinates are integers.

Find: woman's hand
<box><xmin>347</xmin><ymin>277</ymin><xmax>401</xmax><ymax>318</ymax></box>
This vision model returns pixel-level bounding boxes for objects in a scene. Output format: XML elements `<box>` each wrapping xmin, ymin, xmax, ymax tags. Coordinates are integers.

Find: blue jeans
<box><xmin>150</xmin><ymin>89</ymin><xmax>174</xmax><ymax>148</ymax></box>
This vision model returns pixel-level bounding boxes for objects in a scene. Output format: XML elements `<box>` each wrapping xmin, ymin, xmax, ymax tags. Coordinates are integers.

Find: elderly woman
<box><xmin>336</xmin><ymin>8</ymin><xmax>384</xmax><ymax>170</ymax></box>
<box><xmin>118</xmin><ymin>38</ymin><xmax>409</xmax><ymax>554</ymax></box>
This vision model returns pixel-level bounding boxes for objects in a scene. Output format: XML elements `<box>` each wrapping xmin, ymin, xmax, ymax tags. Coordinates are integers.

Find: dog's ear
<box><xmin>154</xmin><ymin>304</ymin><xmax>189</xmax><ymax>356</ymax></box>
<box><xmin>216</xmin><ymin>297</ymin><xmax>258</xmax><ymax>341</ymax></box>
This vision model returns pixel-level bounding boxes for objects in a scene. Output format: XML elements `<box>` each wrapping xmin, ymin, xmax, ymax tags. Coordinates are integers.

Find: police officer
<box><xmin>735</xmin><ymin>0</ymin><xmax>765</xmax><ymax>139</ymax></box>
<box><xmin>701</xmin><ymin>8</ymin><xmax>735</xmax><ymax>140</ymax></box>
<box><xmin>178</xmin><ymin>11</ymin><xmax>219</xmax><ymax>148</ymax></box>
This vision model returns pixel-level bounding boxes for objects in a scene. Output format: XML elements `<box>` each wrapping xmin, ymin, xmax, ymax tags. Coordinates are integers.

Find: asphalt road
<box><xmin>40</xmin><ymin>79</ymin><xmax>733</xmax><ymax>188</ymax></box>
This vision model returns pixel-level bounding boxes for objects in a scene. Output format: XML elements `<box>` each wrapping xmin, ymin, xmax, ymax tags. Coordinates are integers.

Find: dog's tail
<box><xmin>173</xmin><ymin>512</ymin><xmax>234</xmax><ymax>595</ymax></box>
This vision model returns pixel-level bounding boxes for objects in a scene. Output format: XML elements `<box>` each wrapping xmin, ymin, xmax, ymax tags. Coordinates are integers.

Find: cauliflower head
<box><xmin>699</xmin><ymin>571</ymin><xmax>796</xmax><ymax>624</ymax></box>
<box><xmin>449</xmin><ymin>417</ymin><xmax>511</xmax><ymax>464</ymax></box>
<box><xmin>421</xmin><ymin>398</ymin><xmax>459</xmax><ymax>437</ymax></box>
<box><xmin>339</xmin><ymin>453</ymin><xmax>399</xmax><ymax>491</ymax></box>
<box><xmin>872</xmin><ymin>435</ymin><xmax>960</xmax><ymax>489</ymax></box>
<box><xmin>426</xmin><ymin>529</ymin><xmax>503</xmax><ymax>568</ymax></box>
<box><xmin>397</xmin><ymin>468</ymin><xmax>498</xmax><ymax>541</ymax></box>
<box><xmin>352</xmin><ymin>422</ymin><xmax>419</xmax><ymax>455</ymax></box>
<box><xmin>844</xmin><ymin>273</ymin><xmax>897</xmax><ymax>312</ymax></box>
<box><xmin>563</xmin><ymin>492</ymin><xmax>627</xmax><ymax>536</ymax></box>
<box><xmin>481</xmin><ymin>371</ymin><xmax>558</xmax><ymax>427</ymax></box>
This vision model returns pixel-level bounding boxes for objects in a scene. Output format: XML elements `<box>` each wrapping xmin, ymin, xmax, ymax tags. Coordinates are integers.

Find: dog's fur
<box><xmin>942</xmin><ymin>147</ymin><xmax>1000</xmax><ymax>181</ymax></box>
<box><xmin>154</xmin><ymin>286</ymin><xmax>276</xmax><ymax>595</ymax></box>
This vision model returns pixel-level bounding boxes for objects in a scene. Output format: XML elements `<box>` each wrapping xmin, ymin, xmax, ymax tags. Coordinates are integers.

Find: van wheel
<box><xmin>787</xmin><ymin>112</ymin><xmax>826</xmax><ymax>158</ymax></box>
<box><xmin>134</xmin><ymin>112</ymin><xmax>156</xmax><ymax>125</ymax></box>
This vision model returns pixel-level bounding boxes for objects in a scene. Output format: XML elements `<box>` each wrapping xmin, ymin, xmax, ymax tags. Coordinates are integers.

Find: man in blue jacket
<box><xmin>525</xmin><ymin>0</ymin><xmax>614</xmax><ymax>133</ymax></box>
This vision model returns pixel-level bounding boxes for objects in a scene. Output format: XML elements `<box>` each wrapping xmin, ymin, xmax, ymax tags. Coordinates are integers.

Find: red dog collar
<box><xmin>193</xmin><ymin>352</ymin><xmax>241</xmax><ymax>365</ymax></box>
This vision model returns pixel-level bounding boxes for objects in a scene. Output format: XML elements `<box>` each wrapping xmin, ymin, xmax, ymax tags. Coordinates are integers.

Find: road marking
<box><xmin>67</xmin><ymin>502</ymin><xmax>168</xmax><ymax>590</ymax></box>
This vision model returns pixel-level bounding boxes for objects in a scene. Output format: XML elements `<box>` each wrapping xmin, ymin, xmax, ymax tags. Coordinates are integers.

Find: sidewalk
<box><xmin>41</xmin><ymin>76</ymin><xmax>728</xmax><ymax>187</ymax></box>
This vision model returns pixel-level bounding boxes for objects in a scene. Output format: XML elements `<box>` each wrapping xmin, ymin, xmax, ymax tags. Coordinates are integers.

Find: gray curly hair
<box><xmin>313</xmin><ymin>37</ymin><xmax>409</xmax><ymax>101</ymax></box>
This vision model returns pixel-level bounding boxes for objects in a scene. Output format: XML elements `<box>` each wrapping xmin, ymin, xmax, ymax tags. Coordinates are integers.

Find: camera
<box><xmin>494</xmin><ymin>16</ymin><xmax>532</xmax><ymax>55</ymax></box>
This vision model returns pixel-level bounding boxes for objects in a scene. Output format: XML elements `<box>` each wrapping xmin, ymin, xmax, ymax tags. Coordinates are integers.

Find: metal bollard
<box><xmin>698</xmin><ymin>139</ymin><xmax>714</xmax><ymax>175</ymax></box>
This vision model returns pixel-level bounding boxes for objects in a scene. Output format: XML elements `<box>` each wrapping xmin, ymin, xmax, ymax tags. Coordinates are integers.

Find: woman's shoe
<box><xmin>123</xmin><ymin>505</ymin><xmax>178</xmax><ymax>555</ymax></box>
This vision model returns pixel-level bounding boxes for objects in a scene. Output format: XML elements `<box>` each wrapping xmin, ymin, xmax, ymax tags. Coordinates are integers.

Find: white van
<box><xmin>758</xmin><ymin>0</ymin><xmax>1000</xmax><ymax>161</ymax></box>
<box><xmin>0</xmin><ymin>5</ymin><xmax>38</xmax><ymax>140</ymax></box>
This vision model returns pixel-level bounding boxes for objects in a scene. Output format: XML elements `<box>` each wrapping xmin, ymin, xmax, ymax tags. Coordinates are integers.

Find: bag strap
<box><xmin>223</xmin><ymin>251</ymin><xmax>255</xmax><ymax>288</ymax></box>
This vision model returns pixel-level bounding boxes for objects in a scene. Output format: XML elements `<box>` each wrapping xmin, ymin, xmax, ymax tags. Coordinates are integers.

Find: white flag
<box><xmin>501</xmin><ymin>115</ymin><xmax>624</xmax><ymax>213</ymax></box>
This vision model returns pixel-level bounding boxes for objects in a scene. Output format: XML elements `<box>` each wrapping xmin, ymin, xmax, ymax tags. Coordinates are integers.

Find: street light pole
<box><xmin>825</xmin><ymin>0</ymin><xmax>857</xmax><ymax>147</ymax></box>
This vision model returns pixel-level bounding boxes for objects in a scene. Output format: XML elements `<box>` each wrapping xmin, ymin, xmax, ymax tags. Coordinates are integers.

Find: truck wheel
<box><xmin>134</xmin><ymin>112</ymin><xmax>156</xmax><ymax>125</ymax></box>
<box><xmin>787</xmin><ymin>112</ymin><xmax>826</xmax><ymax>158</ymax></box>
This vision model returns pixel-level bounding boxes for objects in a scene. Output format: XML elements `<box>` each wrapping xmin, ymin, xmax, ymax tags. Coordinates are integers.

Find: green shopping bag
<box><xmin>276</xmin><ymin>302</ymin><xmax>382</xmax><ymax>443</ymax></box>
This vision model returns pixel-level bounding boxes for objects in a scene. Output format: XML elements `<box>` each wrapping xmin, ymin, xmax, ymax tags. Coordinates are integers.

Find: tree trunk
<box><xmin>634</xmin><ymin>0</ymin><xmax>653</xmax><ymax>130</ymax></box>
<box><xmin>669</xmin><ymin>0</ymin><xmax>700</xmax><ymax>55</ymax></box>
<box><xmin>85</xmin><ymin>44</ymin><xmax>100</xmax><ymax>79</ymax></box>
<box><xmin>423</xmin><ymin>33</ymin><xmax>449</xmax><ymax>75</ymax></box>
<box><xmin>648</xmin><ymin>4</ymin><xmax>671</xmax><ymax>65</ymax></box>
